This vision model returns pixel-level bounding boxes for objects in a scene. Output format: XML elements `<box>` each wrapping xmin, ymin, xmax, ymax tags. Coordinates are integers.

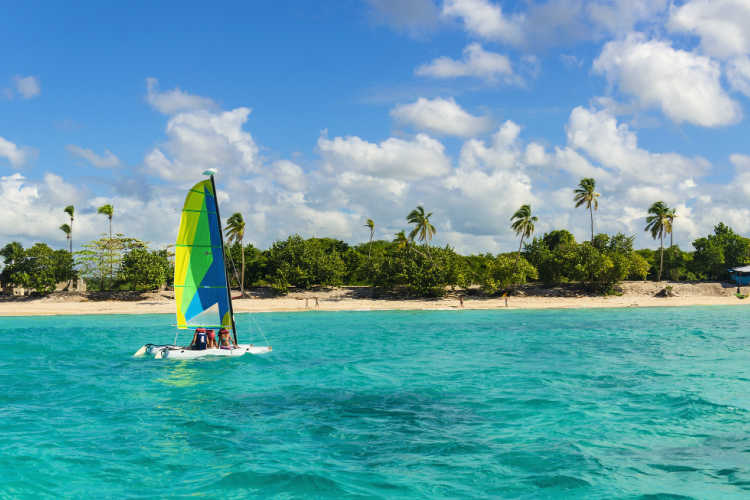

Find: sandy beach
<box><xmin>0</xmin><ymin>281</ymin><xmax>747</xmax><ymax>317</ymax></box>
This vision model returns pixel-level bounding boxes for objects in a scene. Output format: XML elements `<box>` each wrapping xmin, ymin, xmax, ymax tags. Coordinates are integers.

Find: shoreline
<box><xmin>1</xmin><ymin>293</ymin><xmax>747</xmax><ymax>317</ymax></box>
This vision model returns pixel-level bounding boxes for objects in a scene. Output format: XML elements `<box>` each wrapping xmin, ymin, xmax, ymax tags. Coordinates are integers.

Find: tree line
<box><xmin>1</xmin><ymin>177</ymin><xmax>750</xmax><ymax>295</ymax></box>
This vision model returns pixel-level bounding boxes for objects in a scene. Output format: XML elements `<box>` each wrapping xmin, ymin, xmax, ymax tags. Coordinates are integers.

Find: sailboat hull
<box><xmin>144</xmin><ymin>344</ymin><xmax>271</xmax><ymax>359</ymax></box>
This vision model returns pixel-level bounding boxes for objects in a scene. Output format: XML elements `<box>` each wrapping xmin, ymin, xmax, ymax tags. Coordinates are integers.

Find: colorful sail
<box><xmin>174</xmin><ymin>180</ymin><xmax>232</xmax><ymax>330</ymax></box>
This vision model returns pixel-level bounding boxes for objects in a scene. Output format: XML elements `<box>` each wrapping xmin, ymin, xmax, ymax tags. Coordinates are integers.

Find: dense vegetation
<box><xmin>2</xmin><ymin>178</ymin><xmax>750</xmax><ymax>296</ymax></box>
<box><xmin>2</xmin><ymin>222</ymin><xmax>748</xmax><ymax>297</ymax></box>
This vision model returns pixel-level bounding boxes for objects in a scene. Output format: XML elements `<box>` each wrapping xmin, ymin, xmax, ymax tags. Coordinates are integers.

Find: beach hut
<box><xmin>728</xmin><ymin>265</ymin><xmax>750</xmax><ymax>285</ymax></box>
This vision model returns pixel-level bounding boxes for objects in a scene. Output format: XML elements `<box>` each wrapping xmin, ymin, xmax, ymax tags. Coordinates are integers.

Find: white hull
<box><xmin>134</xmin><ymin>344</ymin><xmax>271</xmax><ymax>359</ymax></box>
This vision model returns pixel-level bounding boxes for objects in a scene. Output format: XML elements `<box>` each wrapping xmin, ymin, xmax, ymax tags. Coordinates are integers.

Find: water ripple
<box><xmin>1</xmin><ymin>307</ymin><xmax>749</xmax><ymax>498</ymax></box>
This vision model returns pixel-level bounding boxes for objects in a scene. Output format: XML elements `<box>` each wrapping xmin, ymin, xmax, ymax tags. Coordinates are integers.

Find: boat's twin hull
<box><xmin>140</xmin><ymin>344</ymin><xmax>271</xmax><ymax>359</ymax></box>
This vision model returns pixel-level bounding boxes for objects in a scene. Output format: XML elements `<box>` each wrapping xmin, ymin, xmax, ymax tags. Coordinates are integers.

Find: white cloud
<box><xmin>145</xmin><ymin>77</ymin><xmax>215</xmax><ymax>115</ymax></box>
<box><xmin>390</xmin><ymin>97</ymin><xmax>491</xmax><ymax>137</ymax></box>
<box><xmin>565</xmin><ymin>105</ymin><xmax>709</xmax><ymax>185</ymax></box>
<box><xmin>366</xmin><ymin>0</ymin><xmax>440</xmax><ymax>36</ymax></box>
<box><xmin>318</xmin><ymin>133</ymin><xmax>450</xmax><ymax>181</ymax></box>
<box><xmin>441</xmin><ymin>0</ymin><xmax>669</xmax><ymax>49</ymax></box>
<box><xmin>524</xmin><ymin>142</ymin><xmax>549</xmax><ymax>166</ymax></box>
<box><xmin>593</xmin><ymin>34</ymin><xmax>741</xmax><ymax>127</ymax></box>
<box><xmin>0</xmin><ymin>136</ymin><xmax>30</xmax><ymax>168</ymax></box>
<box><xmin>415</xmin><ymin>43</ymin><xmax>515</xmax><ymax>83</ymax></box>
<box><xmin>587</xmin><ymin>0</ymin><xmax>668</xmax><ymax>36</ymax></box>
<box><xmin>144</xmin><ymin>107</ymin><xmax>260</xmax><ymax>182</ymax></box>
<box><xmin>273</xmin><ymin>160</ymin><xmax>307</xmax><ymax>192</ymax></box>
<box><xmin>552</xmin><ymin>146</ymin><xmax>613</xmax><ymax>183</ymax></box>
<box><xmin>13</xmin><ymin>75</ymin><xmax>40</xmax><ymax>99</ymax></box>
<box><xmin>443</xmin><ymin>121</ymin><xmax>536</xmax><ymax>236</ymax></box>
<box><xmin>727</xmin><ymin>56</ymin><xmax>750</xmax><ymax>96</ymax></box>
<box><xmin>66</xmin><ymin>145</ymin><xmax>120</xmax><ymax>168</ymax></box>
<box><xmin>669</xmin><ymin>0</ymin><xmax>750</xmax><ymax>59</ymax></box>
<box><xmin>442</xmin><ymin>0</ymin><xmax>524</xmax><ymax>45</ymax></box>
<box><xmin>0</xmin><ymin>173</ymin><xmax>96</xmax><ymax>247</ymax></box>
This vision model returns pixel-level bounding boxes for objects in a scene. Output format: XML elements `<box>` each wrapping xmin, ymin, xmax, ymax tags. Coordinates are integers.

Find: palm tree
<box><xmin>645</xmin><ymin>201</ymin><xmax>670</xmax><ymax>281</ymax></box>
<box><xmin>574</xmin><ymin>178</ymin><xmax>600</xmax><ymax>242</ymax></box>
<box><xmin>97</xmin><ymin>204</ymin><xmax>113</xmax><ymax>240</ymax></box>
<box><xmin>97</xmin><ymin>204</ymin><xmax>114</xmax><ymax>286</ymax></box>
<box><xmin>665</xmin><ymin>208</ymin><xmax>677</xmax><ymax>247</ymax></box>
<box><xmin>64</xmin><ymin>205</ymin><xmax>74</xmax><ymax>253</ymax></box>
<box><xmin>59</xmin><ymin>223</ymin><xmax>73</xmax><ymax>289</ymax></box>
<box><xmin>225</xmin><ymin>212</ymin><xmax>246</xmax><ymax>297</ymax></box>
<box><xmin>510</xmin><ymin>204</ymin><xmax>537</xmax><ymax>278</ymax></box>
<box><xmin>407</xmin><ymin>206</ymin><xmax>436</xmax><ymax>245</ymax></box>
<box><xmin>364</xmin><ymin>219</ymin><xmax>375</xmax><ymax>259</ymax></box>
<box><xmin>60</xmin><ymin>224</ymin><xmax>71</xmax><ymax>249</ymax></box>
<box><xmin>393</xmin><ymin>230</ymin><xmax>409</xmax><ymax>251</ymax></box>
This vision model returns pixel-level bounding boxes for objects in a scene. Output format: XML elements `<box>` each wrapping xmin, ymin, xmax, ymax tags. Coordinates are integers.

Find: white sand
<box><xmin>0</xmin><ymin>281</ymin><xmax>747</xmax><ymax>317</ymax></box>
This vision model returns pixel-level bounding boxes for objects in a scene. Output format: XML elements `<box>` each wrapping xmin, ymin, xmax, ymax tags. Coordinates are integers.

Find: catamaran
<box><xmin>134</xmin><ymin>170</ymin><xmax>271</xmax><ymax>360</ymax></box>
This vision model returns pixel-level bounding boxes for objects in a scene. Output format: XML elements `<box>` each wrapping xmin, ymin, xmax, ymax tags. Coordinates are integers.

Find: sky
<box><xmin>3</xmin><ymin>0</ymin><xmax>750</xmax><ymax>254</ymax></box>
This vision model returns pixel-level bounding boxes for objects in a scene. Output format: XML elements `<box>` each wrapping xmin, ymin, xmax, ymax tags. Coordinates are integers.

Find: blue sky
<box><xmin>2</xmin><ymin>0</ymin><xmax>750</xmax><ymax>253</ymax></box>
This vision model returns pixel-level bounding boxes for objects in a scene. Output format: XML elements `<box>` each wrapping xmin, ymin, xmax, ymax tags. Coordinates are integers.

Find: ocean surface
<box><xmin>1</xmin><ymin>307</ymin><xmax>750</xmax><ymax>499</ymax></box>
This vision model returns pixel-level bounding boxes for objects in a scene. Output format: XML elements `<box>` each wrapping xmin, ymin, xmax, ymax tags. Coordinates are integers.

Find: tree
<box><xmin>393</xmin><ymin>230</ymin><xmax>409</xmax><ymax>251</ymax></box>
<box><xmin>119</xmin><ymin>248</ymin><xmax>168</xmax><ymax>291</ymax></box>
<box><xmin>60</xmin><ymin>224</ymin><xmax>71</xmax><ymax>251</ymax></box>
<box><xmin>97</xmin><ymin>204</ymin><xmax>114</xmax><ymax>240</ymax></box>
<box><xmin>372</xmin><ymin>243</ymin><xmax>466</xmax><ymax>297</ymax></box>
<box><xmin>266</xmin><ymin>235</ymin><xmax>345</xmax><ymax>293</ymax></box>
<box><xmin>510</xmin><ymin>204</ymin><xmax>537</xmax><ymax>280</ymax></box>
<box><xmin>691</xmin><ymin>223</ymin><xmax>750</xmax><ymax>280</ymax></box>
<box><xmin>97</xmin><ymin>204</ymin><xmax>114</xmax><ymax>286</ymax></box>
<box><xmin>407</xmin><ymin>206</ymin><xmax>436</xmax><ymax>245</ymax></box>
<box><xmin>574</xmin><ymin>178</ymin><xmax>600</xmax><ymax>243</ymax></box>
<box><xmin>64</xmin><ymin>205</ymin><xmax>75</xmax><ymax>253</ymax></box>
<box><xmin>75</xmin><ymin>235</ymin><xmax>145</xmax><ymax>291</ymax></box>
<box><xmin>480</xmin><ymin>254</ymin><xmax>538</xmax><ymax>294</ymax></box>
<box><xmin>0</xmin><ymin>242</ymin><xmax>25</xmax><ymax>287</ymax></box>
<box><xmin>666</xmin><ymin>207</ymin><xmax>677</xmax><ymax>247</ymax></box>
<box><xmin>364</xmin><ymin>219</ymin><xmax>375</xmax><ymax>259</ymax></box>
<box><xmin>224</xmin><ymin>212</ymin><xmax>246</xmax><ymax>297</ymax></box>
<box><xmin>645</xmin><ymin>201</ymin><xmax>670</xmax><ymax>281</ymax></box>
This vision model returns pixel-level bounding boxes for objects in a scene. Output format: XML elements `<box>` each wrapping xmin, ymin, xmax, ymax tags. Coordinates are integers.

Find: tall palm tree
<box><xmin>665</xmin><ymin>208</ymin><xmax>677</xmax><ymax>247</ymax></box>
<box><xmin>407</xmin><ymin>206</ymin><xmax>436</xmax><ymax>245</ymax></box>
<box><xmin>64</xmin><ymin>205</ymin><xmax>74</xmax><ymax>253</ymax></box>
<box><xmin>510</xmin><ymin>204</ymin><xmax>537</xmax><ymax>278</ymax></box>
<box><xmin>225</xmin><ymin>212</ymin><xmax>246</xmax><ymax>297</ymax></box>
<box><xmin>60</xmin><ymin>224</ymin><xmax>71</xmax><ymax>249</ymax></box>
<box><xmin>645</xmin><ymin>201</ymin><xmax>670</xmax><ymax>281</ymax></box>
<box><xmin>97</xmin><ymin>204</ymin><xmax>114</xmax><ymax>286</ymax></box>
<box><xmin>59</xmin><ymin>223</ymin><xmax>72</xmax><ymax>288</ymax></box>
<box><xmin>574</xmin><ymin>178</ymin><xmax>600</xmax><ymax>242</ymax></box>
<box><xmin>364</xmin><ymin>219</ymin><xmax>375</xmax><ymax>259</ymax></box>
<box><xmin>97</xmin><ymin>204</ymin><xmax>113</xmax><ymax>240</ymax></box>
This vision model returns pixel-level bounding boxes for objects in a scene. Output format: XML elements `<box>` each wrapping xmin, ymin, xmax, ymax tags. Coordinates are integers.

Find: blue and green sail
<box><xmin>174</xmin><ymin>180</ymin><xmax>232</xmax><ymax>330</ymax></box>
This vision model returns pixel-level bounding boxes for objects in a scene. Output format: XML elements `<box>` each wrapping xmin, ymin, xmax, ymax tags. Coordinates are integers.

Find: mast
<box><xmin>208</xmin><ymin>173</ymin><xmax>239</xmax><ymax>345</ymax></box>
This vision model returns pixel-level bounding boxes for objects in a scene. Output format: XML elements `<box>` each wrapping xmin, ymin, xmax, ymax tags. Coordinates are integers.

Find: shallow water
<box><xmin>1</xmin><ymin>307</ymin><xmax>750</xmax><ymax>498</ymax></box>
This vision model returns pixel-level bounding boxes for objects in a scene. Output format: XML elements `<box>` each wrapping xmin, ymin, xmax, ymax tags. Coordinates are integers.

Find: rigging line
<box><xmin>225</xmin><ymin>243</ymin><xmax>271</xmax><ymax>345</ymax></box>
<box><xmin>225</xmin><ymin>244</ymin><xmax>243</xmax><ymax>296</ymax></box>
<box><xmin>249</xmin><ymin>312</ymin><xmax>271</xmax><ymax>345</ymax></box>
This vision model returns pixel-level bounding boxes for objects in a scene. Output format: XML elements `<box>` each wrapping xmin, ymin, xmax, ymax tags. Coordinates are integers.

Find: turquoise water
<box><xmin>1</xmin><ymin>307</ymin><xmax>750</xmax><ymax>499</ymax></box>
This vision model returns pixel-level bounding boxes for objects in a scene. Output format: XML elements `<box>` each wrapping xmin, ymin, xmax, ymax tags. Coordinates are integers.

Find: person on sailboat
<box><xmin>190</xmin><ymin>328</ymin><xmax>208</xmax><ymax>350</ymax></box>
<box><xmin>218</xmin><ymin>328</ymin><xmax>237</xmax><ymax>349</ymax></box>
<box><xmin>206</xmin><ymin>329</ymin><xmax>218</xmax><ymax>349</ymax></box>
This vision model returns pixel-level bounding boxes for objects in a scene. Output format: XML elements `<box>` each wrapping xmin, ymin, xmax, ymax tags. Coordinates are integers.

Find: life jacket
<box><xmin>194</xmin><ymin>329</ymin><xmax>207</xmax><ymax>350</ymax></box>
